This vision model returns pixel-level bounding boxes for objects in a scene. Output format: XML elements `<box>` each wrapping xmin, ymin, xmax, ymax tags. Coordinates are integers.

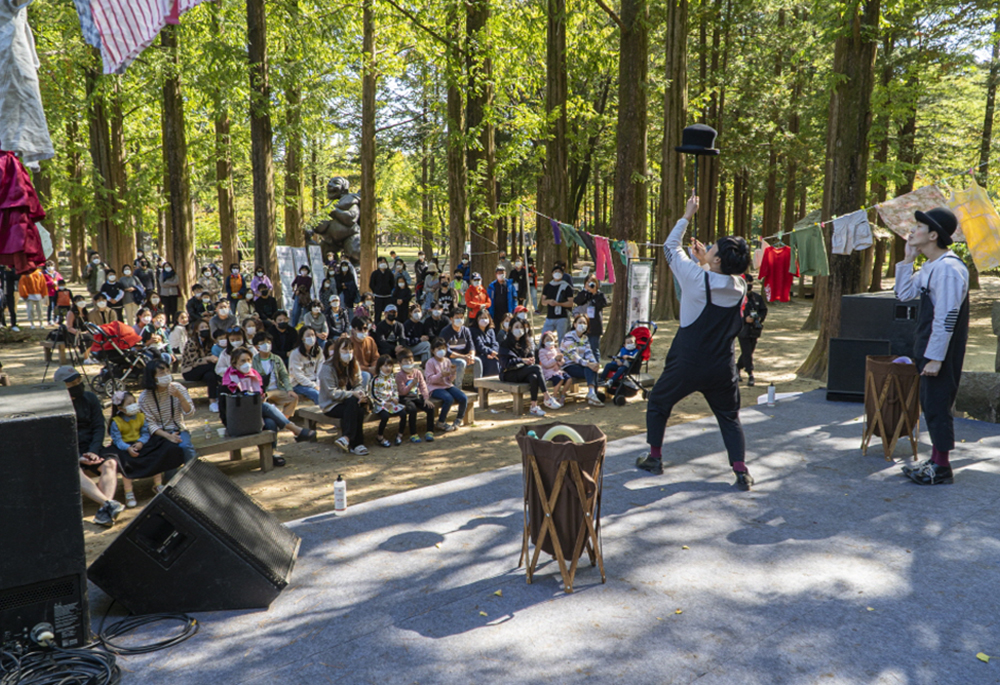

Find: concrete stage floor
<box><xmin>89</xmin><ymin>390</ymin><xmax>1000</xmax><ymax>684</ymax></box>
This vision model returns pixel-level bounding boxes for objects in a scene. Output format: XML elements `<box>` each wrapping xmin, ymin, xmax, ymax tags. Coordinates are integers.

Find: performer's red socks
<box><xmin>931</xmin><ymin>447</ymin><xmax>950</xmax><ymax>468</ymax></box>
<box><xmin>732</xmin><ymin>461</ymin><xmax>748</xmax><ymax>473</ymax></box>
<box><xmin>650</xmin><ymin>446</ymin><xmax>662</xmax><ymax>460</ymax></box>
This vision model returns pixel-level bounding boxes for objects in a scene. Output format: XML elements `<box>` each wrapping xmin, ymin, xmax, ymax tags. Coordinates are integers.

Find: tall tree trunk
<box><xmin>284</xmin><ymin>89</ymin><xmax>303</xmax><ymax>247</ymax></box>
<box><xmin>446</xmin><ymin>0</ymin><xmax>467</xmax><ymax>270</ymax></box>
<box><xmin>212</xmin><ymin>0</ymin><xmax>238</xmax><ymax>271</ymax></box>
<box><xmin>84</xmin><ymin>54</ymin><xmax>117</xmax><ymax>268</ymax></box>
<box><xmin>653</xmin><ymin>0</ymin><xmax>687</xmax><ymax>321</ymax></box>
<box><xmin>109</xmin><ymin>80</ymin><xmax>131</xmax><ymax>270</ymax></box>
<box><xmin>161</xmin><ymin>25</ymin><xmax>194</xmax><ymax>296</ymax></box>
<box><xmin>887</xmin><ymin>89</ymin><xmax>918</xmax><ymax>277</ymax></box>
<box><xmin>539</xmin><ymin>0</ymin><xmax>569</xmax><ymax>278</ymax></box>
<box><xmin>797</xmin><ymin>0</ymin><xmax>879</xmax><ymax>380</ymax></box>
<box><xmin>601</xmin><ymin>0</ymin><xmax>648</xmax><ymax>356</ymax></box>
<box><xmin>359</xmin><ymin>0</ymin><xmax>377</xmax><ymax>283</ymax></box>
<box><xmin>247</xmin><ymin>0</ymin><xmax>278</xmax><ymax>292</ymax></box>
<box><xmin>467</xmin><ymin>0</ymin><xmax>496</xmax><ymax>279</ymax></box>
<box><xmin>66</xmin><ymin>120</ymin><xmax>84</xmax><ymax>280</ymax></box>
<box><xmin>971</xmin><ymin>14</ymin><xmax>999</xmax><ymax>290</ymax></box>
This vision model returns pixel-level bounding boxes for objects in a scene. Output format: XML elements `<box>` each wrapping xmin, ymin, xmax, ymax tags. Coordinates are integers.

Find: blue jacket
<box><xmin>487</xmin><ymin>279</ymin><xmax>517</xmax><ymax>320</ymax></box>
<box><xmin>457</xmin><ymin>263</ymin><xmax>471</xmax><ymax>283</ymax></box>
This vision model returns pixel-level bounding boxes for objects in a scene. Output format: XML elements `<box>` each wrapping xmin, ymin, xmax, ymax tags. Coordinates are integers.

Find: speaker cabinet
<box><xmin>827</xmin><ymin>338</ymin><xmax>892</xmax><ymax>402</ymax></box>
<box><xmin>0</xmin><ymin>384</ymin><xmax>89</xmax><ymax>650</ymax></box>
<box><xmin>840</xmin><ymin>292</ymin><xmax>919</xmax><ymax>358</ymax></box>
<box><xmin>88</xmin><ymin>459</ymin><xmax>300</xmax><ymax>614</ymax></box>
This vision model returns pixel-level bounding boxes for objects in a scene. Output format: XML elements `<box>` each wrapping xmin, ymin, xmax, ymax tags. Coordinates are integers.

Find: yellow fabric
<box><xmin>948</xmin><ymin>178</ymin><xmax>1000</xmax><ymax>271</ymax></box>
<box><xmin>112</xmin><ymin>414</ymin><xmax>145</xmax><ymax>444</ymax></box>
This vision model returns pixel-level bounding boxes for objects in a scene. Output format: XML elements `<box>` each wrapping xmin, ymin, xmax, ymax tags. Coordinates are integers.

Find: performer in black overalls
<box><xmin>637</xmin><ymin>194</ymin><xmax>754</xmax><ymax>490</ymax></box>
<box><xmin>894</xmin><ymin>206</ymin><xmax>969</xmax><ymax>485</ymax></box>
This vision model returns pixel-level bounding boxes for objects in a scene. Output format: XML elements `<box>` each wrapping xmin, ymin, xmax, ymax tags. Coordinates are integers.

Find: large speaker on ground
<box><xmin>840</xmin><ymin>292</ymin><xmax>919</xmax><ymax>358</ymax></box>
<box><xmin>827</xmin><ymin>338</ymin><xmax>892</xmax><ymax>402</ymax></box>
<box><xmin>88</xmin><ymin>459</ymin><xmax>300</xmax><ymax>614</ymax></box>
<box><xmin>0</xmin><ymin>384</ymin><xmax>90</xmax><ymax>650</ymax></box>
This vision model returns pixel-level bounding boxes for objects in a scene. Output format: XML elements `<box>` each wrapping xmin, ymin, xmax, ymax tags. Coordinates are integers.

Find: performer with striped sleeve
<box><xmin>894</xmin><ymin>206</ymin><xmax>970</xmax><ymax>486</ymax></box>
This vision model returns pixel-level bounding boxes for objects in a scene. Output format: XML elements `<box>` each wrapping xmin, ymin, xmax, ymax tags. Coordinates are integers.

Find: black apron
<box><xmin>665</xmin><ymin>272</ymin><xmax>744</xmax><ymax>371</ymax></box>
<box><xmin>913</xmin><ymin>254</ymin><xmax>969</xmax><ymax>452</ymax></box>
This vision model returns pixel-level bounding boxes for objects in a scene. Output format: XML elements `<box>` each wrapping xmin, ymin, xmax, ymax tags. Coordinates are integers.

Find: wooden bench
<box><xmin>192</xmin><ymin>429</ymin><xmax>277</xmax><ymax>472</ymax></box>
<box><xmin>295</xmin><ymin>397</ymin><xmax>475</xmax><ymax>434</ymax></box>
<box><xmin>474</xmin><ymin>376</ymin><xmax>578</xmax><ymax>416</ymax></box>
<box><xmin>41</xmin><ymin>340</ymin><xmax>68</xmax><ymax>365</ymax></box>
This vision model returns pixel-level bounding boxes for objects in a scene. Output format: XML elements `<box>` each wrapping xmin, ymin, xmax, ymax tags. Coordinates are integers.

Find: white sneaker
<box><xmin>10</xmin><ymin>326</ymin><xmax>19</xmax><ymax>332</ymax></box>
<box><xmin>543</xmin><ymin>396</ymin><xmax>560</xmax><ymax>410</ymax></box>
<box><xmin>125</xmin><ymin>492</ymin><xmax>137</xmax><ymax>508</ymax></box>
<box><xmin>209</xmin><ymin>402</ymin><xmax>219</xmax><ymax>413</ymax></box>
<box><xmin>335</xmin><ymin>436</ymin><xmax>350</xmax><ymax>452</ymax></box>
<box><xmin>587</xmin><ymin>391</ymin><xmax>604</xmax><ymax>407</ymax></box>
<box><xmin>529</xmin><ymin>405</ymin><xmax>546</xmax><ymax>417</ymax></box>
<box><xmin>83</xmin><ymin>357</ymin><xmax>99</xmax><ymax>365</ymax></box>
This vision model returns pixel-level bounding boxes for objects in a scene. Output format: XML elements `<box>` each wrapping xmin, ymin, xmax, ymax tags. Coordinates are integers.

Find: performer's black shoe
<box><xmin>901</xmin><ymin>458</ymin><xmax>932</xmax><ymax>476</ymax></box>
<box><xmin>734</xmin><ymin>471</ymin><xmax>754</xmax><ymax>491</ymax></box>
<box><xmin>635</xmin><ymin>453</ymin><xmax>663</xmax><ymax>475</ymax></box>
<box><xmin>747</xmin><ymin>374</ymin><xmax>755</xmax><ymax>387</ymax></box>
<box><xmin>906</xmin><ymin>461</ymin><xmax>953</xmax><ymax>485</ymax></box>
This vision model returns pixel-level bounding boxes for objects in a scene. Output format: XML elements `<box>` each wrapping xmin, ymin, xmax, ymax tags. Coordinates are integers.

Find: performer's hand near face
<box><xmin>922</xmin><ymin>360</ymin><xmax>942</xmax><ymax>376</ymax></box>
<box><xmin>903</xmin><ymin>237</ymin><xmax>920</xmax><ymax>264</ymax></box>
<box><xmin>690</xmin><ymin>239</ymin><xmax>708</xmax><ymax>265</ymax></box>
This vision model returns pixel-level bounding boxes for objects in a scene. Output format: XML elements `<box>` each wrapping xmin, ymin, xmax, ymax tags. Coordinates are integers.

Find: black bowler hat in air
<box><xmin>914</xmin><ymin>206</ymin><xmax>958</xmax><ymax>245</ymax></box>
<box><xmin>675</xmin><ymin>124</ymin><xmax>720</xmax><ymax>156</ymax></box>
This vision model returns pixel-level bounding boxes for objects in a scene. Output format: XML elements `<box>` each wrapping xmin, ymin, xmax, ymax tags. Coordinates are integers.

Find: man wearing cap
<box><xmin>374</xmin><ymin>304</ymin><xmax>406</xmax><ymax>357</ymax></box>
<box><xmin>53</xmin><ymin>366</ymin><xmax>125</xmax><ymax>527</ymax></box>
<box><xmin>895</xmin><ymin>206</ymin><xmax>969</xmax><ymax>486</ymax></box>
<box><xmin>487</xmin><ymin>266</ymin><xmax>516</xmax><ymax>324</ymax></box>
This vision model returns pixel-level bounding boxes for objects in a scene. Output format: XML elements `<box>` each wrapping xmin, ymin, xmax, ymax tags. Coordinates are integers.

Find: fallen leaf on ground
<box><xmin>479</xmin><ymin>611</ymin><xmax>488</xmax><ymax>617</ymax></box>
<box><xmin>494</xmin><ymin>590</ymin><xmax>503</xmax><ymax>597</ymax></box>
<box><xmin>976</xmin><ymin>653</ymin><xmax>991</xmax><ymax>663</ymax></box>
<box><xmin>681</xmin><ymin>545</ymin><xmax>690</xmax><ymax>550</ymax></box>
<box><xmin>675</xmin><ymin>609</ymin><xmax>683</xmax><ymax>614</ymax></box>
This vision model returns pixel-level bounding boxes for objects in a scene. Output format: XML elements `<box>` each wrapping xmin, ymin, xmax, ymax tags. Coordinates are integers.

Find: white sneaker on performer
<box><xmin>529</xmin><ymin>405</ymin><xmax>546</xmax><ymax>417</ymax></box>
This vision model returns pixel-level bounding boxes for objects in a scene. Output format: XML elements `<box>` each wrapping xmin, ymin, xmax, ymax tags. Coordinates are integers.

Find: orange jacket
<box><xmin>18</xmin><ymin>269</ymin><xmax>47</xmax><ymax>299</ymax></box>
<box><xmin>464</xmin><ymin>284</ymin><xmax>491</xmax><ymax>318</ymax></box>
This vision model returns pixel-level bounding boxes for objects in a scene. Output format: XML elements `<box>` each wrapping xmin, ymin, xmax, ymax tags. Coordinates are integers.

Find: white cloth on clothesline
<box><xmin>830</xmin><ymin>209</ymin><xmax>873</xmax><ymax>255</ymax></box>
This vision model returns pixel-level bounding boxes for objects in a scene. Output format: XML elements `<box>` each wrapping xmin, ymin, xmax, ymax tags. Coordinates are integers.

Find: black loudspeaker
<box><xmin>0</xmin><ymin>384</ymin><xmax>90</xmax><ymax>650</ymax></box>
<box><xmin>88</xmin><ymin>459</ymin><xmax>300</xmax><ymax>614</ymax></box>
<box><xmin>827</xmin><ymin>338</ymin><xmax>892</xmax><ymax>402</ymax></box>
<box><xmin>840</xmin><ymin>292</ymin><xmax>919</xmax><ymax>358</ymax></box>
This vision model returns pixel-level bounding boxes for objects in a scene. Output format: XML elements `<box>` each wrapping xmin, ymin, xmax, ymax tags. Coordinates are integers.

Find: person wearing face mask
<box><xmin>327</xmin><ymin>295</ymin><xmax>351</xmax><ymax>338</ymax></box>
<box><xmin>573</xmin><ymin>275</ymin><xmax>609</xmax><ymax>359</ymax></box>
<box><xmin>133</xmin><ymin>250</ymin><xmax>146</xmax><ymax>270</ymax></box>
<box><xmin>319</xmin><ymin>277</ymin><xmax>337</xmax><ymax>311</ymax></box>
<box><xmin>209</xmin><ymin>299</ymin><xmax>235</xmax><ymax>337</ymax></box>
<box><xmin>537</xmin><ymin>331</ymin><xmax>571</xmax><ymax>407</ymax></box>
<box><xmin>373</xmin><ymin>304</ymin><xmax>406</xmax><ymax>357</ymax></box>
<box><xmin>52</xmin><ymin>366</ymin><xmax>124</xmax><ymax>527</ymax></box>
<box><xmin>470</xmin><ymin>310</ymin><xmax>501</xmax><ymax>378</ymax></box>
<box><xmin>325</xmin><ymin>251</ymin><xmax>337</xmax><ymax>268</ymax></box>
<box><xmin>138</xmin><ymin>359</ymin><xmax>198</xmax><ymax>467</ymax></box>
<box><xmin>65</xmin><ymin>295</ymin><xmax>91</xmax><ymax>350</ymax></box>
<box><xmin>370</xmin><ymin>355</ymin><xmax>410</xmax><ymax>447</ymax></box>
<box><xmin>118</xmin><ymin>264</ymin><xmax>142</xmax><ymax>325</ymax></box>
<box><xmin>85</xmin><ymin>252</ymin><xmax>108</xmax><ymax>295</ymax></box>
<box><xmin>498</xmin><ymin>319</ymin><xmax>559</xmax><ymax>417</ymax></box>
<box><xmin>215</xmin><ymin>328</ymin><xmax>255</xmax><ymax>378</ymax></box>
<box><xmin>253</xmin><ymin>285</ymin><xmax>278</xmax><ymax>326</ymax></box>
<box><xmin>395</xmin><ymin>349</ymin><xmax>436</xmax><ymax>442</ymax></box>
<box><xmin>350</xmin><ymin>316</ymin><xmax>379</xmax><ymax>387</ymax></box>
<box><xmin>143</xmin><ymin>290</ymin><xmax>164</xmax><ymax>320</ymax></box>
<box><xmin>198</xmin><ymin>265</ymin><xmax>221</xmax><ymax>298</ymax></box>
<box><xmin>455</xmin><ymin>253</ymin><xmax>471</xmax><ymax>284</ymax></box>
<box><xmin>133</xmin><ymin>307</ymin><xmax>154</xmax><ymax>338</ymax></box>
<box><xmin>441</xmin><ymin>307</ymin><xmax>475</xmax><ymax>385</ymax></box>
<box><xmin>249</xmin><ymin>266</ymin><xmax>273</xmax><ymax>300</ymax></box>
<box><xmin>241</xmin><ymin>317</ymin><xmax>260</xmax><ymax>341</ymax></box>
<box><xmin>413</xmin><ymin>250</ymin><xmax>428</xmax><ymax>293</ymax></box>
<box><xmin>185</xmin><ymin>284</ymin><xmax>210</xmax><ymax>322</ymax></box>
<box><xmin>424</xmin><ymin>303</ymin><xmax>450</xmax><ymax>340</ymax></box>
<box><xmin>393</xmin><ymin>258</ymin><xmax>412</xmax><ymax>286</ymax></box>
<box><xmin>539</xmin><ymin>265</ymin><xmax>575</xmax><ymax>342</ymax></box>
<box><xmin>169</xmin><ymin>312</ymin><xmax>190</xmax><ymax>356</ymax></box>
<box><xmin>334</xmin><ymin>260</ymin><xmax>360</xmax><ymax>309</ymax></box>
<box><xmin>225</xmin><ymin>262</ymin><xmax>250</xmax><ymax>317</ymax></box>
<box><xmin>267</xmin><ymin>310</ymin><xmax>299</xmax><ymax>364</ymax></box>
<box><xmin>285</xmin><ymin>327</ymin><xmax>320</xmax><ymax>405</ymax></box>
<box><xmin>401</xmin><ymin>304</ymin><xmax>432</xmax><ymax>361</ymax></box>
<box><xmin>496</xmin><ymin>313</ymin><xmax>513</xmax><ymax>346</ymax></box>
<box><xmin>464</xmin><ymin>273</ymin><xmax>491</xmax><ymax>319</ymax></box>
<box><xmin>560</xmin><ymin>314</ymin><xmax>604</xmax><ymax>407</ymax></box>
<box><xmin>300</xmin><ymin>299</ymin><xmax>330</xmax><ymax>343</ymax></box>
<box><xmin>369</xmin><ymin>257</ymin><xmax>396</xmax><ymax>320</ymax></box>
<box><xmin>106</xmin><ymin>390</ymin><xmax>184</xmax><ymax>508</ymax></box>
<box><xmin>487</xmin><ymin>265</ymin><xmax>517</xmax><ymax>323</ymax></box>
<box><xmin>600</xmin><ymin>333</ymin><xmax>641</xmax><ymax>388</ymax></box>
<box><xmin>318</xmin><ymin>338</ymin><xmax>370</xmax><ymax>455</ymax></box>
<box><xmin>252</xmin><ymin>331</ymin><xmax>299</xmax><ymax>416</ymax></box>
<box><xmin>158</xmin><ymin>261</ymin><xmax>181</xmax><ymax>319</ymax></box>
<box><xmin>422</xmin><ymin>263</ymin><xmax>440</xmax><ymax>310</ymax></box>
<box><xmin>392</xmin><ymin>276</ymin><xmax>413</xmax><ymax>313</ymax></box>
<box><xmin>425</xmin><ymin>338</ymin><xmax>469</xmax><ymax>431</ymax></box>
<box><xmin>221</xmin><ymin>348</ymin><xmax>314</xmax><ymax>462</ymax></box>
<box><xmin>100</xmin><ymin>269</ymin><xmax>128</xmax><ymax>321</ymax></box>
<box><xmin>135</xmin><ymin>259</ymin><xmax>156</xmax><ymax>294</ymax></box>
<box><xmin>354</xmin><ymin>291</ymin><xmax>376</xmax><ymax>324</ymax></box>
<box><xmin>434</xmin><ymin>275</ymin><xmax>458</xmax><ymax>317</ymax></box>
<box><xmin>498</xmin><ymin>251</ymin><xmax>513</xmax><ymax>275</ymax></box>
<box><xmin>452</xmin><ymin>268</ymin><xmax>469</xmax><ymax>304</ymax></box>
<box><xmin>509</xmin><ymin>257</ymin><xmax>529</xmax><ymax>307</ymax></box>
<box><xmin>88</xmin><ymin>293</ymin><xmax>118</xmax><ymax>325</ymax></box>
<box><xmin>736</xmin><ymin>274</ymin><xmax>768</xmax><ymax>387</ymax></box>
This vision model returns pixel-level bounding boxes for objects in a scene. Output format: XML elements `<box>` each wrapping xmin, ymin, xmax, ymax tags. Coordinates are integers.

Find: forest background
<box><xmin>28</xmin><ymin>0</ymin><xmax>1000</xmax><ymax>377</ymax></box>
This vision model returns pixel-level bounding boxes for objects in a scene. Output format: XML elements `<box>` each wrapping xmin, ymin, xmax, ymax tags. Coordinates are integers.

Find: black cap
<box><xmin>914</xmin><ymin>206</ymin><xmax>958</xmax><ymax>245</ymax></box>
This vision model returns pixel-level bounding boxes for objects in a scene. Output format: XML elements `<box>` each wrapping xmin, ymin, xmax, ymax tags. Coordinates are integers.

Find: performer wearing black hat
<box><xmin>636</xmin><ymin>193</ymin><xmax>754</xmax><ymax>490</ymax></box>
<box><xmin>894</xmin><ymin>206</ymin><xmax>969</xmax><ymax>485</ymax></box>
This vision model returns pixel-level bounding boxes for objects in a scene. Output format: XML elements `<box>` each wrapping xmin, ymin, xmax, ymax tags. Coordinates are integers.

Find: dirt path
<box><xmin>1</xmin><ymin>276</ymin><xmax>997</xmax><ymax>563</ymax></box>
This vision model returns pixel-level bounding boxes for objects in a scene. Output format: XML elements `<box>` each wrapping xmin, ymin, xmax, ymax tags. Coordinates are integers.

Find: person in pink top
<box><xmin>425</xmin><ymin>337</ymin><xmax>468</xmax><ymax>432</ymax></box>
<box><xmin>395</xmin><ymin>349</ymin><xmax>436</xmax><ymax>442</ymax></box>
<box><xmin>43</xmin><ymin>262</ymin><xmax>59</xmax><ymax>324</ymax></box>
<box><xmin>537</xmin><ymin>330</ymin><xmax>570</xmax><ymax>407</ymax></box>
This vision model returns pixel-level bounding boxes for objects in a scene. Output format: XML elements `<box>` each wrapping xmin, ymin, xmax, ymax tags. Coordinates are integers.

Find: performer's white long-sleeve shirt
<box><xmin>894</xmin><ymin>251</ymin><xmax>969</xmax><ymax>361</ymax></box>
<box><xmin>664</xmin><ymin>219</ymin><xmax>746</xmax><ymax>328</ymax></box>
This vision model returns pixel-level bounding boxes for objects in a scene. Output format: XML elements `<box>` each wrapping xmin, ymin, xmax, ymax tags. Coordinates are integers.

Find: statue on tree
<box><xmin>307</xmin><ymin>176</ymin><xmax>361</xmax><ymax>263</ymax></box>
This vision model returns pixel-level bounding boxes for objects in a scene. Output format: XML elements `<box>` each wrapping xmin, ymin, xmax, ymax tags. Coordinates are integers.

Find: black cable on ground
<box><xmin>0</xmin><ymin>647</ymin><xmax>121</xmax><ymax>685</ymax></box>
<box><xmin>98</xmin><ymin>613</ymin><xmax>199</xmax><ymax>656</ymax></box>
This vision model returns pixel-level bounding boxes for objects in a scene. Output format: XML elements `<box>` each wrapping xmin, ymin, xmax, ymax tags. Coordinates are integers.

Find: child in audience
<box><xmin>395</xmin><ymin>349</ymin><xmax>436</xmax><ymax>443</ymax></box>
<box><xmin>537</xmin><ymin>330</ymin><xmax>570</xmax><ymax>407</ymax></box>
<box><xmin>370</xmin><ymin>355</ymin><xmax>411</xmax><ymax>447</ymax></box>
<box><xmin>601</xmin><ymin>333</ymin><xmax>640</xmax><ymax>386</ymax></box>
<box><xmin>425</xmin><ymin>337</ymin><xmax>468</xmax><ymax>432</ymax></box>
<box><xmin>107</xmin><ymin>391</ymin><xmax>185</xmax><ymax>508</ymax></box>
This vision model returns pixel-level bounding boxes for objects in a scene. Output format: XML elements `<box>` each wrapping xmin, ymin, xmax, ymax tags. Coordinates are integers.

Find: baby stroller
<box><xmin>86</xmin><ymin>321</ymin><xmax>147</xmax><ymax>399</ymax></box>
<box><xmin>606</xmin><ymin>321</ymin><xmax>657</xmax><ymax>407</ymax></box>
